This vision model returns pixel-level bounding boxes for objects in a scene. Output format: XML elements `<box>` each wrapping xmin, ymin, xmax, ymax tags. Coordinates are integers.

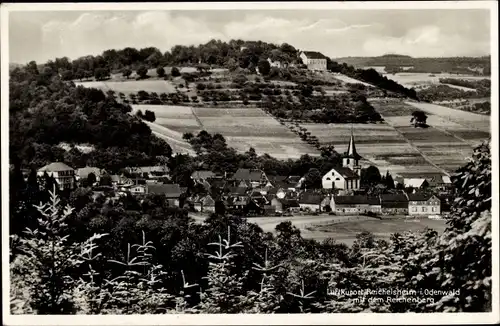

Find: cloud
<box><xmin>9</xmin><ymin>10</ymin><xmax>491</xmax><ymax>63</ymax></box>
<box><xmin>362</xmin><ymin>25</ymin><xmax>490</xmax><ymax>57</ymax></box>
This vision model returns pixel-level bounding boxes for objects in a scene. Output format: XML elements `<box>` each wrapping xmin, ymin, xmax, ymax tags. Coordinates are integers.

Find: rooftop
<box><xmin>334</xmin><ymin>167</ymin><xmax>360</xmax><ymax>179</ymax></box>
<box><xmin>38</xmin><ymin>162</ymin><xmax>74</xmax><ymax>172</ymax></box>
<box><xmin>147</xmin><ymin>183</ymin><xmax>183</xmax><ymax>198</ymax></box>
<box><xmin>301</xmin><ymin>51</ymin><xmax>327</xmax><ymax>59</ymax></box>
<box><xmin>333</xmin><ymin>195</ymin><xmax>379</xmax><ymax>205</ymax></box>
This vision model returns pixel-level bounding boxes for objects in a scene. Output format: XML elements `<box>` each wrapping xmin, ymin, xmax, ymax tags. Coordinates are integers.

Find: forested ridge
<box><xmin>9</xmin><ymin>62</ymin><xmax>172</xmax><ymax>170</ymax></box>
<box><xmin>13</xmin><ymin>39</ymin><xmax>418</xmax><ymax>100</ymax></box>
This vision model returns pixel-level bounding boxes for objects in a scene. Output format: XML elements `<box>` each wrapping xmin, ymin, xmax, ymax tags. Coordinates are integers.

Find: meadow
<box><xmin>131</xmin><ymin>104</ymin><xmax>318</xmax><ymax>158</ymax></box>
<box><xmin>305</xmin><ymin>217</ymin><xmax>447</xmax><ymax>245</ymax></box>
<box><xmin>382</xmin><ymin>72</ymin><xmax>490</xmax><ymax>88</ymax></box>
<box><xmin>300</xmin><ymin>122</ymin><xmax>443</xmax><ymax>177</ymax></box>
<box><xmin>369</xmin><ymin>98</ymin><xmax>489</xmax><ymax>174</ymax></box>
<box><xmin>75</xmin><ymin>79</ymin><xmax>177</xmax><ymax>95</ymax></box>
<box><xmin>405</xmin><ymin>101</ymin><xmax>491</xmax><ymax>132</ymax></box>
<box><xmin>193</xmin><ymin>107</ymin><xmax>319</xmax><ymax>158</ymax></box>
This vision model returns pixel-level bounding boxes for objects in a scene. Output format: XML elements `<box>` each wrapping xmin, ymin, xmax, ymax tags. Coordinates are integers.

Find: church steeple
<box><xmin>343</xmin><ymin>125</ymin><xmax>361</xmax><ymax>173</ymax></box>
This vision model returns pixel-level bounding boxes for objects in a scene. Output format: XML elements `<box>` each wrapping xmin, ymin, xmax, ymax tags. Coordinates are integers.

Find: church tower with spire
<box><xmin>342</xmin><ymin>126</ymin><xmax>361</xmax><ymax>176</ymax></box>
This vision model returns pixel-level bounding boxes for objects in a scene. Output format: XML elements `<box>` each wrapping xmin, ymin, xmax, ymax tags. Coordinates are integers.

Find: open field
<box><xmin>304</xmin><ymin>217</ymin><xmax>447</xmax><ymax>245</ymax></box>
<box><xmin>300</xmin><ymin>123</ymin><xmax>407</xmax><ymax>145</ymax></box>
<box><xmin>300</xmin><ymin>122</ymin><xmax>442</xmax><ymax>177</ymax></box>
<box><xmin>75</xmin><ymin>79</ymin><xmax>176</xmax><ymax>94</ymax></box>
<box><xmin>369</xmin><ymin>98</ymin><xmax>433</xmax><ymax>117</ymax></box>
<box><xmin>193</xmin><ymin>107</ymin><xmax>269</xmax><ymax>118</ymax></box>
<box><xmin>191</xmin><ymin>213</ymin><xmax>447</xmax><ymax>246</ymax></box>
<box><xmin>368</xmin><ymin>98</ymin><xmax>489</xmax><ymax>174</ymax></box>
<box><xmin>405</xmin><ymin>101</ymin><xmax>490</xmax><ymax>132</ymax></box>
<box><xmin>131</xmin><ymin>105</ymin><xmax>318</xmax><ymax>158</ymax></box>
<box><xmin>382</xmin><ymin>72</ymin><xmax>490</xmax><ymax>88</ymax></box>
<box><xmin>193</xmin><ymin>107</ymin><xmax>320</xmax><ymax>158</ymax></box>
<box><xmin>131</xmin><ymin>104</ymin><xmax>201</xmax><ymax>133</ymax></box>
<box><xmin>140</xmin><ymin>120</ymin><xmax>195</xmax><ymax>155</ymax></box>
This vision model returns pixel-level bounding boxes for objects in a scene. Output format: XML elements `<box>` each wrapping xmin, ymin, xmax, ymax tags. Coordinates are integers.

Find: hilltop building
<box><xmin>37</xmin><ymin>162</ymin><xmax>75</xmax><ymax>190</ymax></box>
<box><xmin>322</xmin><ymin>127</ymin><xmax>361</xmax><ymax>190</ymax></box>
<box><xmin>299</xmin><ymin>51</ymin><xmax>328</xmax><ymax>71</ymax></box>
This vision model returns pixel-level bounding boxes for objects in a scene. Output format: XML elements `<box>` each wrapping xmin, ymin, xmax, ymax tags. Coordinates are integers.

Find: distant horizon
<box><xmin>9</xmin><ymin>9</ymin><xmax>491</xmax><ymax>64</ymax></box>
<box><xmin>7</xmin><ymin>46</ymin><xmax>493</xmax><ymax>66</ymax></box>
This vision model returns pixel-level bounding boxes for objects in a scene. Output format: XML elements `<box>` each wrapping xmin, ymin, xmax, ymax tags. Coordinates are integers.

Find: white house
<box><xmin>408</xmin><ymin>193</ymin><xmax>441</xmax><ymax>216</ymax></box>
<box><xmin>322</xmin><ymin>129</ymin><xmax>361</xmax><ymax>190</ymax></box>
<box><xmin>299</xmin><ymin>51</ymin><xmax>328</xmax><ymax>71</ymax></box>
<box><xmin>130</xmin><ymin>185</ymin><xmax>147</xmax><ymax>195</ymax></box>
<box><xmin>37</xmin><ymin>162</ymin><xmax>75</xmax><ymax>190</ymax></box>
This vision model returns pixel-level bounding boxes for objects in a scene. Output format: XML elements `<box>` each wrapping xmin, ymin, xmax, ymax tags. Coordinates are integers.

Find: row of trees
<box><xmin>261</xmin><ymin>91</ymin><xmax>383</xmax><ymax>124</ymax></box>
<box><xmin>327</xmin><ymin>61</ymin><xmax>419</xmax><ymax>100</ymax></box>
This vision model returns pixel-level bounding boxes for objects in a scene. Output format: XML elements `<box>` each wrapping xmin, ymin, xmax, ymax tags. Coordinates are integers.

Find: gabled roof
<box><xmin>380</xmin><ymin>194</ymin><xmax>408</xmax><ymax>202</ymax></box>
<box><xmin>229</xmin><ymin>186</ymin><xmax>248</xmax><ymax>196</ymax></box>
<box><xmin>201</xmin><ymin>195</ymin><xmax>215</xmax><ymax>205</ymax></box>
<box><xmin>441</xmin><ymin>175</ymin><xmax>452</xmax><ymax>184</ymax></box>
<box><xmin>408</xmin><ymin>193</ymin><xmax>438</xmax><ymax>202</ymax></box>
<box><xmin>404</xmin><ymin>178</ymin><xmax>428</xmax><ymax>188</ymax></box>
<box><xmin>76</xmin><ymin>167</ymin><xmax>104</xmax><ymax>179</ymax></box>
<box><xmin>301</xmin><ymin>51</ymin><xmax>327</xmax><ymax>59</ymax></box>
<box><xmin>38</xmin><ymin>162</ymin><xmax>74</xmax><ymax>172</ymax></box>
<box><xmin>147</xmin><ymin>183</ymin><xmax>182</xmax><ymax>198</ymax></box>
<box><xmin>380</xmin><ymin>194</ymin><xmax>408</xmax><ymax>208</ymax></box>
<box><xmin>191</xmin><ymin>170</ymin><xmax>215</xmax><ymax>180</ymax></box>
<box><xmin>299</xmin><ymin>192</ymin><xmax>324</xmax><ymax>205</ymax></box>
<box><xmin>334</xmin><ymin>195</ymin><xmax>379</xmax><ymax>205</ymax></box>
<box><xmin>232</xmin><ymin>197</ymin><xmax>250</xmax><ymax>206</ymax></box>
<box><xmin>280</xmin><ymin>198</ymin><xmax>300</xmax><ymax>208</ymax></box>
<box><xmin>333</xmin><ymin>167</ymin><xmax>360</xmax><ymax>179</ymax></box>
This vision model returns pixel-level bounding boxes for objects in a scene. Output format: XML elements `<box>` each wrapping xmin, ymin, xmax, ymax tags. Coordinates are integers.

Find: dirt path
<box><xmin>190</xmin><ymin>107</ymin><xmax>205</xmax><ymax>129</ymax></box>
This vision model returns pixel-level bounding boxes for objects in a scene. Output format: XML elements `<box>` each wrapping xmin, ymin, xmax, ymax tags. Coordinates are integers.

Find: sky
<box><xmin>8</xmin><ymin>9</ymin><xmax>491</xmax><ymax>64</ymax></box>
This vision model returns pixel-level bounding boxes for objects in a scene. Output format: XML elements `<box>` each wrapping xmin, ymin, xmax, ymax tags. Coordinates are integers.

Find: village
<box><xmin>31</xmin><ymin>130</ymin><xmax>453</xmax><ymax>221</ymax></box>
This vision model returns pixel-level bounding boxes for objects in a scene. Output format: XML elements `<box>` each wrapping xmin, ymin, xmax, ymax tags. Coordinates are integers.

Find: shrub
<box><xmin>171</xmin><ymin>67</ymin><xmax>181</xmax><ymax>77</ymax></box>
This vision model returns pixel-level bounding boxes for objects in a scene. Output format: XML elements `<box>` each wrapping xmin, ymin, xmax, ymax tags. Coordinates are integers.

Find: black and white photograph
<box><xmin>1</xmin><ymin>1</ymin><xmax>498</xmax><ymax>324</ymax></box>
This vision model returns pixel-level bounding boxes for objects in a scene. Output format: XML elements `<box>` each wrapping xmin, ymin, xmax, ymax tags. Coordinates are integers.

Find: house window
<box><xmin>326</xmin><ymin>177</ymin><xmax>331</xmax><ymax>181</ymax></box>
<box><xmin>422</xmin><ymin>207</ymin><xmax>427</xmax><ymax>212</ymax></box>
<box><xmin>412</xmin><ymin>207</ymin><xmax>417</xmax><ymax>212</ymax></box>
<box><xmin>432</xmin><ymin>207</ymin><xmax>436</xmax><ymax>212</ymax></box>
<box><xmin>335</xmin><ymin>177</ymin><xmax>340</xmax><ymax>181</ymax></box>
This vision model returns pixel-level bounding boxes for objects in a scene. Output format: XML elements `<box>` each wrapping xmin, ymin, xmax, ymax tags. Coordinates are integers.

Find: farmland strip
<box><xmin>379</xmin><ymin>112</ymin><xmax>451</xmax><ymax>177</ymax></box>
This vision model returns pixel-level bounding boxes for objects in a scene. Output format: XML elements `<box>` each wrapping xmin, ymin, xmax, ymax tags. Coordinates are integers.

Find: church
<box><xmin>321</xmin><ymin>129</ymin><xmax>362</xmax><ymax>190</ymax></box>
